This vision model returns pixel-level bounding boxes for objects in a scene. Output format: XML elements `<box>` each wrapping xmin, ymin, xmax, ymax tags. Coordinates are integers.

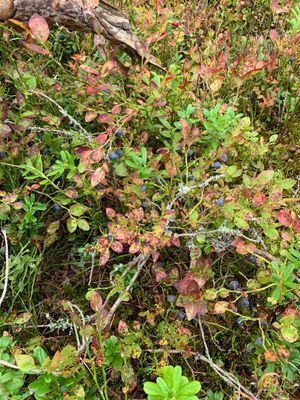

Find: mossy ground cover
<box><xmin>0</xmin><ymin>1</ymin><xmax>299</xmax><ymax>399</ymax></box>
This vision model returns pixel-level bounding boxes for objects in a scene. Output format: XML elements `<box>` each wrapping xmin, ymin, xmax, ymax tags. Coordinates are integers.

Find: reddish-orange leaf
<box><xmin>28</xmin><ymin>14</ymin><xmax>50</xmax><ymax>43</ymax></box>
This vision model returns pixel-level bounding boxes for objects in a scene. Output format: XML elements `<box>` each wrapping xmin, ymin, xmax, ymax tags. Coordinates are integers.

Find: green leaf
<box><xmin>179</xmin><ymin>381</ymin><xmax>201</xmax><ymax>395</ymax></box>
<box><xmin>144</xmin><ymin>382</ymin><xmax>163</xmax><ymax>396</ymax></box>
<box><xmin>114</xmin><ymin>162</ymin><xmax>128</xmax><ymax>177</ymax></box>
<box><xmin>34</xmin><ymin>347</ymin><xmax>48</xmax><ymax>365</ymax></box>
<box><xmin>67</xmin><ymin>217</ymin><xmax>77</xmax><ymax>233</ymax></box>
<box><xmin>15</xmin><ymin>354</ymin><xmax>35</xmax><ymax>372</ymax></box>
<box><xmin>278</xmin><ymin>179</ymin><xmax>296</xmax><ymax>189</ymax></box>
<box><xmin>281</xmin><ymin>325</ymin><xmax>298</xmax><ymax>343</ymax></box>
<box><xmin>0</xmin><ymin>336</ymin><xmax>10</xmax><ymax>350</ymax></box>
<box><xmin>69</xmin><ymin>204</ymin><xmax>87</xmax><ymax>217</ymax></box>
<box><xmin>77</xmin><ymin>218</ymin><xmax>90</xmax><ymax>231</ymax></box>
<box><xmin>29</xmin><ymin>376</ymin><xmax>51</xmax><ymax>396</ymax></box>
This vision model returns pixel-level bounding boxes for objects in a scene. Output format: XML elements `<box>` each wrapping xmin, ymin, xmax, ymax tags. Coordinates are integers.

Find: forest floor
<box><xmin>0</xmin><ymin>1</ymin><xmax>299</xmax><ymax>399</ymax></box>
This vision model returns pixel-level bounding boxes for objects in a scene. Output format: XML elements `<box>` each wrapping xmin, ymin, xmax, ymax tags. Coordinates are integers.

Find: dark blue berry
<box><xmin>221</xmin><ymin>153</ymin><xmax>228</xmax><ymax>162</ymax></box>
<box><xmin>215</xmin><ymin>198</ymin><xmax>224</xmax><ymax>206</ymax></box>
<box><xmin>213</xmin><ymin>161</ymin><xmax>221</xmax><ymax>169</ymax></box>
<box><xmin>52</xmin><ymin>204</ymin><xmax>62</xmax><ymax>212</ymax></box>
<box><xmin>261</xmin><ymin>320</ymin><xmax>268</xmax><ymax>328</ymax></box>
<box><xmin>58</xmin><ymin>33</ymin><xmax>67</xmax><ymax>40</ymax></box>
<box><xmin>187</xmin><ymin>149</ymin><xmax>193</xmax><ymax>157</ymax></box>
<box><xmin>182</xmin><ymin>174</ymin><xmax>187</xmax><ymax>181</ymax></box>
<box><xmin>184</xmin><ymin>33</ymin><xmax>190</xmax><ymax>40</ymax></box>
<box><xmin>116</xmin><ymin>149</ymin><xmax>123</xmax><ymax>158</ymax></box>
<box><xmin>0</xmin><ymin>150</ymin><xmax>6</xmax><ymax>159</ymax></box>
<box><xmin>178</xmin><ymin>311</ymin><xmax>186</xmax><ymax>320</ymax></box>
<box><xmin>228</xmin><ymin>280</ymin><xmax>240</xmax><ymax>290</ymax></box>
<box><xmin>116</xmin><ymin>129</ymin><xmax>123</xmax><ymax>138</ymax></box>
<box><xmin>240</xmin><ymin>297</ymin><xmax>250</xmax><ymax>307</ymax></box>
<box><xmin>108</xmin><ymin>151</ymin><xmax>119</xmax><ymax>161</ymax></box>
<box><xmin>289</xmin><ymin>56</ymin><xmax>295</xmax><ymax>63</ymax></box>
<box><xmin>167</xmin><ymin>295</ymin><xmax>176</xmax><ymax>303</ymax></box>
<box><xmin>95</xmin><ymin>183</ymin><xmax>105</xmax><ymax>190</ymax></box>
<box><xmin>142</xmin><ymin>201</ymin><xmax>149</xmax><ymax>209</ymax></box>
<box><xmin>237</xmin><ymin>316</ymin><xmax>245</xmax><ymax>325</ymax></box>
<box><xmin>103</xmin><ymin>89</ymin><xmax>110</xmax><ymax>94</ymax></box>
<box><xmin>255</xmin><ymin>337</ymin><xmax>263</xmax><ymax>347</ymax></box>
<box><xmin>41</xmin><ymin>146</ymin><xmax>50</xmax><ymax>155</ymax></box>
<box><xmin>140</xmin><ymin>185</ymin><xmax>147</xmax><ymax>192</ymax></box>
<box><xmin>246</xmin><ymin>254</ymin><xmax>258</xmax><ymax>265</ymax></box>
<box><xmin>278</xmin><ymin>28</ymin><xmax>283</xmax><ymax>36</ymax></box>
<box><xmin>247</xmin><ymin>91</ymin><xmax>252</xmax><ymax>98</ymax></box>
<box><xmin>188</xmin><ymin>174</ymin><xmax>195</xmax><ymax>181</ymax></box>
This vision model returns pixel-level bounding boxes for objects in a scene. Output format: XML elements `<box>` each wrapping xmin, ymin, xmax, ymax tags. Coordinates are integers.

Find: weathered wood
<box><xmin>0</xmin><ymin>0</ymin><xmax>162</xmax><ymax>68</ymax></box>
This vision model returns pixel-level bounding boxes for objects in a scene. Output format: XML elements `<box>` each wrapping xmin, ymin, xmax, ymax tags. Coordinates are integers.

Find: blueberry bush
<box><xmin>0</xmin><ymin>1</ymin><xmax>299</xmax><ymax>399</ymax></box>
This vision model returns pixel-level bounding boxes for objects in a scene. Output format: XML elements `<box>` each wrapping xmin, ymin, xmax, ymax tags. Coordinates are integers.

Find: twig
<box><xmin>30</xmin><ymin>90</ymin><xmax>93</xmax><ymax>143</ymax></box>
<box><xmin>102</xmin><ymin>254</ymin><xmax>147</xmax><ymax>311</ymax></box>
<box><xmin>68</xmin><ymin>303</ymin><xmax>86</xmax><ymax>354</ymax></box>
<box><xmin>174</xmin><ymin>225</ymin><xmax>261</xmax><ymax>244</ymax></box>
<box><xmin>103</xmin><ymin>254</ymin><xmax>150</xmax><ymax>328</ymax></box>
<box><xmin>88</xmin><ymin>251</ymin><xmax>96</xmax><ymax>286</ymax></box>
<box><xmin>0</xmin><ymin>230</ymin><xmax>9</xmax><ymax>308</ymax></box>
<box><xmin>148</xmin><ymin>348</ymin><xmax>258</xmax><ymax>400</ymax></box>
<box><xmin>166</xmin><ymin>174</ymin><xmax>225</xmax><ymax>211</ymax></box>
<box><xmin>198</xmin><ymin>317</ymin><xmax>211</xmax><ymax>360</ymax></box>
<box><xmin>0</xmin><ymin>359</ymin><xmax>20</xmax><ymax>370</ymax></box>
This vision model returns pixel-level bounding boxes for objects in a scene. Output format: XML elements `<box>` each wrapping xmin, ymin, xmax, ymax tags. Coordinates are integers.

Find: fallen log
<box><xmin>0</xmin><ymin>0</ymin><xmax>162</xmax><ymax>68</ymax></box>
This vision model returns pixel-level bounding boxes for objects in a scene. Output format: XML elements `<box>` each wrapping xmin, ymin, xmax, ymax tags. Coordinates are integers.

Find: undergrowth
<box><xmin>0</xmin><ymin>0</ymin><xmax>299</xmax><ymax>399</ymax></box>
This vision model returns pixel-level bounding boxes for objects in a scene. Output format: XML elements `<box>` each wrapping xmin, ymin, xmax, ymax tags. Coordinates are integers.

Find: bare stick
<box><xmin>0</xmin><ymin>230</ymin><xmax>9</xmax><ymax>308</ymax></box>
<box><xmin>103</xmin><ymin>254</ymin><xmax>150</xmax><ymax>328</ymax></box>
<box><xmin>30</xmin><ymin>90</ymin><xmax>93</xmax><ymax>143</ymax></box>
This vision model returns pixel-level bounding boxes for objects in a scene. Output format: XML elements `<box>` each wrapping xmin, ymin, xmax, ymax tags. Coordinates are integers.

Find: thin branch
<box><xmin>0</xmin><ymin>230</ymin><xmax>9</xmax><ymax>308</ymax></box>
<box><xmin>166</xmin><ymin>174</ymin><xmax>225</xmax><ymax>211</ymax></box>
<box><xmin>0</xmin><ymin>359</ymin><xmax>20</xmax><ymax>370</ymax></box>
<box><xmin>88</xmin><ymin>252</ymin><xmax>96</xmax><ymax>286</ymax></box>
<box><xmin>149</xmin><ymin>348</ymin><xmax>258</xmax><ymax>400</ymax></box>
<box><xmin>30</xmin><ymin>90</ymin><xmax>93</xmax><ymax>143</ymax></box>
<box><xmin>103</xmin><ymin>254</ymin><xmax>150</xmax><ymax>328</ymax></box>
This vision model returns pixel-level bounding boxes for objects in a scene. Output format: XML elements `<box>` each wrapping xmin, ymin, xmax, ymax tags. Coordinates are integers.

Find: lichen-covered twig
<box><xmin>103</xmin><ymin>254</ymin><xmax>150</xmax><ymax>328</ymax></box>
<box><xmin>166</xmin><ymin>174</ymin><xmax>226</xmax><ymax>211</ymax></box>
<box><xmin>0</xmin><ymin>230</ymin><xmax>9</xmax><ymax>308</ymax></box>
<box><xmin>30</xmin><ymin>90</ymin><xmax>93</xmax><ymax>143</ymax></box>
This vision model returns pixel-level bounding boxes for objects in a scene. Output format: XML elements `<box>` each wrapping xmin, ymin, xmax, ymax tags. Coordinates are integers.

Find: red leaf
<box><xmin>102</xmin><ymin>59</ymin><xmax>117</xmax><ymax>75</ymax></box>
<box><xmin>154</xmin><ymin>267</ymin><xmax>167</xmax><ymax>282</ymax></box>
<box><xmin>183</xmin><ymin>300</ymin><xmax>207</xmax><ymax>320</ymax></box>
<box><xmin>111</xmin><ymin>241</ymin><xmax>123</xmax><ymax>253</ymax></box>
<box><xmin>29</xmin><ymin>14</ymin><xmax>49</xmax><ymax>43</ymax></box>
<box><xmin>129</xmin><ymin>242</ymin><xmax>140</xmax><ymax>254</ymax></box>
<box><xmin>213</xmin><ymin>301</ymin><xmax>229</xmax><ymax>314</ymax></box>
<box><xmin>98</xmin><ymin>114</ymin><xmax>112</xmax><ymax>124</ymax></box>
<box><xmin>85</xmin><ymin>111</ymin><xmax>98</xmax><ymax>122</ymax></box>
<box><xmin>91</xmin><ymin>167</ymin><xmax>106</xmax><ymax>187</ymax></box>
<box><xmin>23</xmin><ymin>42</ymin><xmax>50</xmax><ymax>55</ymax></box>
<box><xmin>90</xmin><ymin>292</ymin><xmax>103</xmax><ymax>312</ymax></box>
<box><xmin>292</xmin><ymin>219</ymin><xmax>300</xmax><ymax>233</ymax></box>
<box><xmin>99</xmin><ymin>250</ymin><xmax>110</xmax><ymax>266</ymax></box>
<box><xmin>252</xmin><ymin>192</ymin><xmax>267</xmax><ymax>207</ymax></box>
<box><xmin>106</xmin><ymin>208</ymin><xmax>116</xmax><ymax>219</ymax></box>
<box><xmin>277</xmin><ymin>210</ymin><xmax>293</xmax><ymax>227</ymax></box>
<box><xmin>96</xmin><ymin>133</ymin><xmax>108</xmax><ymax>145</ymax></box>
<box><xmin>269</xmin><ymin>29</ymin><xmax>279</xmax><ymax>41</ymax></box>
